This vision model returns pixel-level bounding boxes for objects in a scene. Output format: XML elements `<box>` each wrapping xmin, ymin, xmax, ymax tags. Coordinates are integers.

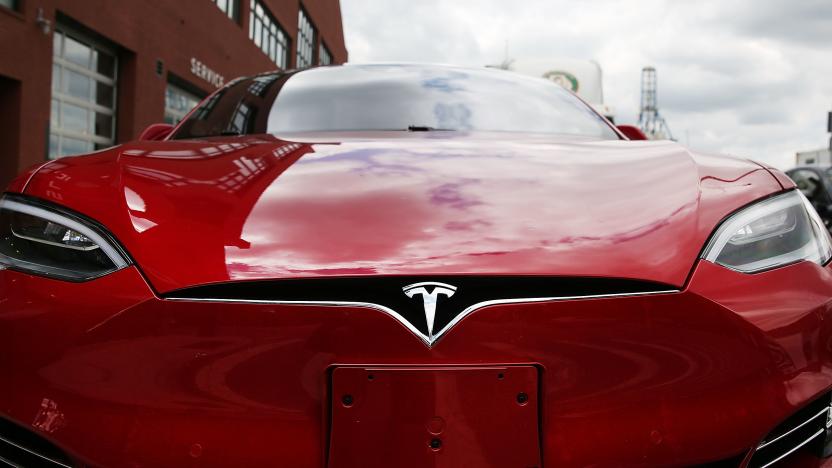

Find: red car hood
<box><xmin>20</xmin><ymin>133</ymin><xmax>782</xmax><ymax>293</ymax></box>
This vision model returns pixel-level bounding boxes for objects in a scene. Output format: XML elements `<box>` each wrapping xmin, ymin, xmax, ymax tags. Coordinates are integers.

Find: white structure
<box><xmin>796</xmin><ymin>148</ymin><xmax>832</xmax><ymax>167</ymax></box>
<box><xmin>492</xmin><ymin>59</ymin><xmax>615</xmax><ymax>122</ymax></box>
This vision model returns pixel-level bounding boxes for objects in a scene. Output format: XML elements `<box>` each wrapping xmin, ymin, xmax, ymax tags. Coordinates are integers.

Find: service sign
<box><xmin>190</xmin><ymin>58</ymin><xmax>225</xmax><ymax>88</ymax></box>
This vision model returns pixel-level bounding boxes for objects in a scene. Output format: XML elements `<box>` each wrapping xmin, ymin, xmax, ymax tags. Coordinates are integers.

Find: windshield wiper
<box><xmin>407</xmin><ymin>125</ymin><xmax>454</xmax><ymax>132</ymax></box>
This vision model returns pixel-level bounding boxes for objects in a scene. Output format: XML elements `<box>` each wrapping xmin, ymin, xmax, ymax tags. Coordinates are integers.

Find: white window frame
<box><xmin>297</xmin><ymin>7</ymin><xmax>316</xmax><ymax>68</ymax></box>
<box><xmin>50</xmin><ymin>26</ymin><xmax>118</xmax><ymax>159</ymax></box>
<box><xmin>165</xmin><ymin>82</ymin><xmax>204</xmax><ymax>125</ymax></box>
<box><xmin>319</xmin><ymin>43</ymin><xmax>331</xmax><ymax>66</ymax></box>
<box><xmin>249</xmin><ymin>0</ymin><xmax>289</xmax><ymax>68</ymax></box>
<box><xmin>211</xmin><ymin>0</ymin><xmax>238</xmax><ymax>21</ymax></box>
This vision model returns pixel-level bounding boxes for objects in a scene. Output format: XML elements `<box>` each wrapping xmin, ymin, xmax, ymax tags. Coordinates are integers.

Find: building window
<box><xmin>228</xmin><ymin>102</ymin><xmax>253</xmax><ymax>134</ymax></box>
<box><xmin>50</xmin><ymin>28</ymin><xmax>117</xmax><ymax>159</ymax></box>
<box><xmin>247</xmin><ymin>75</ymin><xmax>278</xmax><ymax>96</ymax></box>
<box><xmin>193</xmin><ymin>91</ymin><xmax>222</xmax><ymax>120</ymax></box>
<box><xmin>0</xmin><ymin>0</ymin><xmax>17</xmax><ymax>11</ymax></box>
<box><xmin>165</xmin><ymin>83</ymin><xmax>203</xmax><ymax>124</ymax></box>
<box><xmin>297</xmin><ymin>8</ymin><xmax>316</xmax><ymax>68</ymax></box>
<box><xmin>211</xmin><ymin>0</ymin><xmax>238</xmax><ymax>21</ymax></box>
<box><xmin>249</xmin><ymin>0</ymin><xmax>289</xmax><ymax>69</ymax></box>
<box><xmin>319</xmin><ymin>43</ymin><xmax>332</xmax><ymax>66</ymax></box>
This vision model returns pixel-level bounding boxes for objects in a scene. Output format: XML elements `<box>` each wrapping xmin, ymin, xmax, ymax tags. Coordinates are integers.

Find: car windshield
<box><xmin>172</xmin><ymin>64</ymin><xmax>620</xmax><ymax>140</ymax></box>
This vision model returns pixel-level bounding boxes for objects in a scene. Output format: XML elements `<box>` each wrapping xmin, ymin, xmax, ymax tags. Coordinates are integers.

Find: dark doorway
<box><xmin>0</xmin><ymin>75</ymin><xmax>21</xmax><ymax>187</ymax></box>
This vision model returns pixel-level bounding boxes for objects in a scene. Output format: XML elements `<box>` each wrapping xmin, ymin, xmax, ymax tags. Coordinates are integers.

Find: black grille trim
<box><xmin>164</xmin><ymin>276</ymin><xmax>678</xmax><ymax>345</ymax></box>
<box><xmin>164</xmin><ymin>276</ymin><xmax>675</xmax><ymax>304</ymax></box>
<box><xmin>0</xmin><ymin>417</ymin><xmax>74</xmax><ymax>467</ymax></box>
<box><xmin>748</xmin><ymin>393</ymin><xmax>831</xmax><ymax>468</ymax></box>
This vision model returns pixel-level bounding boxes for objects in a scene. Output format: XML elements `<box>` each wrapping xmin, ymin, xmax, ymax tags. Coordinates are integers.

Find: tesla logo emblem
<box><xmin>403</xmin><ymin>282</ymin><xmax>457</xmax><ymax>340</ymax></box>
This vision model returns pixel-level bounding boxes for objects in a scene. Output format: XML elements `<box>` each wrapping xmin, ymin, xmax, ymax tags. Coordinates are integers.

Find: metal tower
<box><xmin>638</xmin><ymin>67</ymin><xmax>673</xmax><ymax>140</ymax></box>
<box><xmin>828</xmin><ymin>111</ymin><xmax>831</xmax><ymax>150</ymax></box>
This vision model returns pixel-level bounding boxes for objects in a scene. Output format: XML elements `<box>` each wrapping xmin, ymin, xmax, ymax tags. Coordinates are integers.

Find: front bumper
<box><xmin>2</xmin><ymin>260</ymin><xmax>832</xmax><ymax>467</ymax></box>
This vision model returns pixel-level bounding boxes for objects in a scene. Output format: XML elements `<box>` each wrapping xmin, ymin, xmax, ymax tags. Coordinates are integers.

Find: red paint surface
<box><xmin>3</xmin><ymin>132</ymin><xmax>831</xmax><ymax>466</ymax></box>
<box><xmin>1</xmin><ymin>257</ymin><xmax>831</xmax><ymax>466</ymax></box>
<box><xmin>4</xmin><ymin>160</ymin><xmax>52</xmax><ymax>193</ymax></box>
<box><xmin>21</xmin><ymin>133</ymin><xmax>780</xmax><ymax>292</ymax></box>
<box><xmin>616</xmin><ymin>124</ymin><xmax>649</xmax><ymax>141</ymax></box>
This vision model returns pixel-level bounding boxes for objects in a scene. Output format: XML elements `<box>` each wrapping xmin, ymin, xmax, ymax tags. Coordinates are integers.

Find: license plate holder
<box><xmin>328</xmin><ymin>365</ymin><xmax>541</xmax><ymax>468</ymax></box>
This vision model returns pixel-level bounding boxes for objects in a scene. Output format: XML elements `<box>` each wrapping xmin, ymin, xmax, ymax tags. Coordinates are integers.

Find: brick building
<box><xmin>0</xmin><ymin>0</ymin><xmax>347</xmax><ymax>187</ymax></box>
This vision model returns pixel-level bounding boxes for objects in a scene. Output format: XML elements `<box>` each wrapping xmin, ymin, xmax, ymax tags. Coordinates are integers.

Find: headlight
<box><xmin>703</xmin><ymin>190</ymin><xmax>832</xmax><ymax>273</ymax></box>
<box><xmin>0</xmin><ymin>194</ymin><xmax>130</xmax><ymax>281</ymax></box>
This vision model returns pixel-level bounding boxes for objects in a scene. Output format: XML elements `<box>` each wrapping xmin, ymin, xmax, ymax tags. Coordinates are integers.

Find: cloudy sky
<box><xmin>341</xmin><ymin>0</ymin><xmax>832</xmax><ymax>168</ymax></box>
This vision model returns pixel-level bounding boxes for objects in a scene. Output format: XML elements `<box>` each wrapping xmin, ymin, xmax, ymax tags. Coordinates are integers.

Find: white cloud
<box><xmin>341</xmin><ymin>0</ymin><xmax>832</xmax><ymax>169</ymax></box>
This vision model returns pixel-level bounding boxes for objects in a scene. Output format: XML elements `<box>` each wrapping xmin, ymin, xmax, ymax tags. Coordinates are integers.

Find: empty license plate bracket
<box><xmin>327</xmin><ymin>365</ymin><xmax>541</xmax><ymax>468</ymax></box>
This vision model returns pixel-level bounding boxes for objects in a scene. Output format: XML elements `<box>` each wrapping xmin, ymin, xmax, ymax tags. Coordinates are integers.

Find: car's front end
<box><xmin>2</xmin><ymin>64</ymin><xmax>832</xmax><ymax>467</ymax></box>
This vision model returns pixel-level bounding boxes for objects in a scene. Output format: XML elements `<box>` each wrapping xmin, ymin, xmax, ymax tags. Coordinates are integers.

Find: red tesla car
<box><xmin>2</xmin><ymin>64</ymin><xmax>832</xmax><ymax>467</ymax></box>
